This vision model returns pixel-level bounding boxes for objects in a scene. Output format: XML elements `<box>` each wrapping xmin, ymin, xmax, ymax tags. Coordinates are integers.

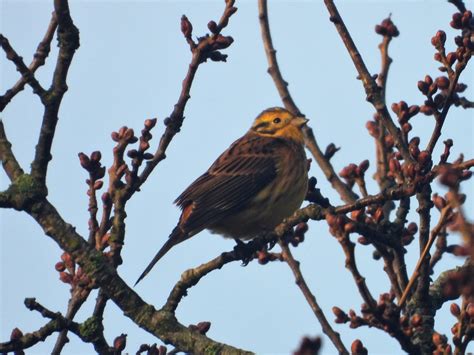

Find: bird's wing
<box><xmin>174</xmin><ymin>134</ymin><xmax>280</xmax><ymax>233</ymax></box>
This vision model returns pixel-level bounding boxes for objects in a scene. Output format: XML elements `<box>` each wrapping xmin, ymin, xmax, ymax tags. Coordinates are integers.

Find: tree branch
<box><xmin>0</xmin><ymin>35</ymin><xmax>46</xmax><ymax>100</ymax></box>
<box><xmin>0</xmin><ymin>119</ymin><xmax>24</xmax><ymax>182</ymax></box>
<box><xmin>323</xmin><ymin>0</ymin><xmax>412</xmax><ymax>163</ymax></box>
<box><xmin>257</xmin><ymin>0</ymin><xmax>357</xmax><ymax>204</ymax></box>
<box><xmin>0</xmin><ymin>13</ymin><xmax>57</xmax><ymax>112</ymax></box>
<box><xmin>24</xmin><ymin>196</ymin><xmax>252</xmax><ymax>354</ymax></box>
<box><xmin>30</xmin><ymin>0</ymin><xmax>80</xmax><ymax>185</ymax></box>
<box><xmin>279</xmin><ymin>242</ymin><xmax>349</xmax><ymax>354</ymax></box>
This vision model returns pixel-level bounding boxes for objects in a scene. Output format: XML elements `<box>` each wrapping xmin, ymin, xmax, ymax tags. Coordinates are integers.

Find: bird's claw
<box><xmin>233</xmin><ymin>239</ymin><xmax>255</xmax><ymax>265</ymax></box>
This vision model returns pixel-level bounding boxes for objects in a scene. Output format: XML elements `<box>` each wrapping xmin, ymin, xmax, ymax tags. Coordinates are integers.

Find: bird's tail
<box><xmin>134</xmin><ymin>226</ymin><xmax>188</xmax><ymax>286</ymax></box>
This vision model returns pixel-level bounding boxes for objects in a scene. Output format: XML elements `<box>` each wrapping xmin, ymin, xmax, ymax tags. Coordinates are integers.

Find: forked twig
<box><xmin>398</xmin><ymin>205</ymin><xmax>452</xmax><ymax>307</ymax></box>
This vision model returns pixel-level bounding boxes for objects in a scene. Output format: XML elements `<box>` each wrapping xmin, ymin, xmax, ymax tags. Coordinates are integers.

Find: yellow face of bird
<box><xmin>251</xmin><ymin>107</ymin><xmax>308</xmax><ymax>143</ymax></box>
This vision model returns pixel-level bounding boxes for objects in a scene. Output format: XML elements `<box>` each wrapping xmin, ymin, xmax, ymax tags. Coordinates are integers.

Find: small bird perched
<box><xmin>135</xmin><ymin>107</ymin><xmax>308</xmax><ymax>285</ymax></box>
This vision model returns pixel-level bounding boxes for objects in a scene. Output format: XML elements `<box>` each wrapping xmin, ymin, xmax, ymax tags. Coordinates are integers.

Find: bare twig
<box><xmin>0</xmin><ymin>35</ymin><xmax>46</xmax><ymax>100</ymax></box>
<box><xmin>30</xmin><ymin>0</ymin><xmax>80</xmax><ymax>185</ymax></box>
<box><xmin>426</xmin><ymin>68</ymin><xmax>469</xmax><ymax>154</ymax></box>
<box><xmin>399</xmin><ymin>205</ymin><xmax>452</xmax><ymax>307</ymax></box>
<box><xmin>323</xmin><ymin>0</ymin><xmax>412</xmax><ymax>163</ymax></box>
<box><xmin>0</xmin><ymin>13</ymin><xmax>57</xmax><ymax>112</ymax></box>
<box><xmin>448</xmin><ymin>0</ymin><xmax>467</xmax><ymax>12</ymax></box>
<box><xmin>131</xmin><ymin>1</ymin><xmax>237</xmax><ymax>196</ymax></box>
<box><xmin>257</xmin><ymin>0</ymin><xmax>357</xmax><ymax>204</ymax></box>
<box><xmin>279</xmin><ymin>241</ymin><xmax>349</xmax><ymax>354</ymax></box>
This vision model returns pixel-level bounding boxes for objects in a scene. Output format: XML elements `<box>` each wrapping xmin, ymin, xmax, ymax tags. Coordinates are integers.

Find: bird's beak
<box><xmin>291</xmin><ymin>116</ymin><xmax>309</xmax><ymax>127</ymax></box>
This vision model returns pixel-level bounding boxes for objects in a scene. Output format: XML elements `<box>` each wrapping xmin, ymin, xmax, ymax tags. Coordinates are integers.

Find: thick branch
<box><xmin>24</xmin><ymin>197</ymin><xmax>251</xmax><ymax>354</ymax></box>
<box><xmin>30</xmin><ymin>0</ymin><xmax>80</xmax><ymax>185</ymax></box>
<box><xmin>0</xmin><ymin>119</ymin><xmax>24</xmax><ymax>181</ymax></box>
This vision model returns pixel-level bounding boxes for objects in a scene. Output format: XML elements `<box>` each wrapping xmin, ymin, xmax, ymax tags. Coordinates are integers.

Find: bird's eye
<box><xmin>273</xmin><ymin>117</ymin><xmax>281</xmax><ymax>124</ymax></box>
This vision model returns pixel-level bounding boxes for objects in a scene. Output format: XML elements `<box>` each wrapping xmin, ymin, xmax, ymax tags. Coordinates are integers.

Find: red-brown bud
<box><xmin>113</xmin><ymin>334</ymin><xmax>127</xmax><ymax>352</ymax></box>
<box><xmin>111</xmin><ymin>131</ymin><xmax>120</xmax><ymax>142</ymax></box>
<box><xmin>391</xmin><ymin>102</ymin><xmax>400</xmax><ymax>114</ymax></box>
<box><xmin>181</xmin><ymin>15</ymin><xmax>193</xmax><ymax>38</ymax></box>
<box><xmin>101</xmin><ymin>192</ymin><xmax>111</xmax><ymax>205</ymax></box>
<box><xmin>10</xmin><ymin>328</ymin><xmax>23</xmax><ymax>340</ymax></box>
<box><xmin>257</xmin><ymin>250</ymin><xmax>269</xmax><ymax>265</ymax></box>
<box><xmin>461</xmin><ymin>10</ymin><xmax>472</xmax><ymax>27</ymax></box>
<box><xmin>55</xmin><ymin>262</ymin><xmax>66</xmax><ymax>272</ymax></box>
<box><xmin>432</xmin><ymin>332</ymin><xmax>443</xmax><ymax>346</ymax></box>
<box><xmin>451</xmin><ymin>323</ymin><xmax>460</xmax><ymax>335</ymax></box>
<box><xmin>451</xmin><ymin>13</ymin><xmax>463</xmax><ymax>29</ymax></box>
<box><xmin>207</xmin><ymin>20</ymin><xmax>218</xmax><ymax>34</ymax></box>
<box><xmin>402</xmin><ymin>123</ymin><xmax>412</xmax><ymax>134</ymax></box>
<box><xmin>365</xmin><ymin>121</ymin><xmax>379</xmax><ymax>138</ymax></box>
<box><xmin>466</xmin><ymin>303</ymin><xmax>474</xmax><ymax>318</ymax></box>
<box><xmin>332</xmin><ymin>306</ymin><xmax>345</xmax><ymax>318</ymax></box>
<box><xmin>418</xmin><ymin>150</ymin><xmax>431</xmax><ymax>167</ymax></box>
<box><xmin>432</xmin><ymin>194</ymin><xmax>446</xmax><ymax>210</ymax></box>
<box><xmin>407</xmin><ymin>222</ymin><xmax>418</xmax><ymax>235</ymax></box>
<box><xmin>78</xmin><ymin>153</ymin><xmax>90</xmax><ymax>169</ymax></box>
<box><xmin>411</xmin><ymin>314</ymin><xmax>422</xmax><ymax>327</ymax></box>
<box><xmin>358</xmin><ymin>160</ymin><xmax>370</xmax><ymax>174</ymax></box>
<box><xmin>344</xmin><ymin>222</ymin><xmax>356</xmax><ymax>233</ymax></box>
<box><xmin>435</xmin><ymin>76</ymin><xmax>450</xmax><ymax>90</ymax></box>
<box><xmin>420</xmin><ymin>105</ymin><xmax>434</xmax><ymax>115</ymax></box>
<box><xmin>295</xmin><ymin>222</ymin><xmax>308</xmax><ymax>235</ymax></box>
<box><xmin>407</xmin><ymin>105</ymin><xmax>420</xmax><ymax>117</ymax></box>
<box><xmin>351</xmin><ymin>339</ymin><xmax>367</xmax><ymax>355</ymax></box>
<box><xmin>196</xmin><ymin>321</ymin><xmax>211</xmax><ymax>334</ymax></box>
<box><xmin>447</xmin><ymin>52</ymin><xmax>457</xmax><ymax>65</ymax></box>
<box><xmin>144</xmin><ymin>118</ymin><xmax>157</xmax><ymax>129</ymax></box>
<box><xmin>90</xmin><ymin>151</ymin><xmax>101</xmax><ymax>162</ymax></box>
<box><xmin>417</xmin><ymin>80</ymin><xmax>429</xmax><ymax>94</ymax></box>
<box><xmin>213</xmin><ymin>35</ymin><xmax>234</xmax><ymax>50</ymax></box>
<box><xmin>59</xmin><ymin>272</ymin><xmax>72</xmax><ymax>284</ymax></box>
<box><xmin>450</xmin><ymin>302</ymin><xmax>461</xmax><ymax>317</ymax></box>
<box><xmin>93</xmin><ymin>180</ymin><xmax>103</xmax><ymax>190</ymax></box>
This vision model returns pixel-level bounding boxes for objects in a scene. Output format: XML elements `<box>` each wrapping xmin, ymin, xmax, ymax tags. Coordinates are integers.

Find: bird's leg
<box><xmin>233</xmin><ymin>239</ymin><xmax>255</xmax><ymax>266</ymax></box>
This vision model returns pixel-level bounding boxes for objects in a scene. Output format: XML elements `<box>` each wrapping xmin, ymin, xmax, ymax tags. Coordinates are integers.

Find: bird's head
<box><xmin>251</xmin><ymin>107</ymin><xmax>308</xmax><ymax>143</ymax></box>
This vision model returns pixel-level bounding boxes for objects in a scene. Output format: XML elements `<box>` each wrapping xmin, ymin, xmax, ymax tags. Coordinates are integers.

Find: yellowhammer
<box><xmin>136</xmin><ymin>107</ymin><xmax>308</xmax><ymax>284</ymax></box>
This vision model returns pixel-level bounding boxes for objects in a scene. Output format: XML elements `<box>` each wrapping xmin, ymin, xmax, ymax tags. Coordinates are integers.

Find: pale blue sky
<box><xmin>1</xmin><ymin>1</ymin><xmax>473</xmax><ymax>354</ymax></box>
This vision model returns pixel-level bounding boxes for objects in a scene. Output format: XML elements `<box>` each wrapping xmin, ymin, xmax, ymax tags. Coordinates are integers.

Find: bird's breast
<box><xmin>210</xmin><ymin>142</ymin><xmax>308</xmax><ymax>239</ymax></box>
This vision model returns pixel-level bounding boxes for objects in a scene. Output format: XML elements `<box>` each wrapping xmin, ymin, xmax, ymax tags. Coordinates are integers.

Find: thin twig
<box><xmin>426</xmin><ymin>65</ymin><xmax>469</xmax><ymax>154</ymax></box>
<box><xmin>398</xmin><ymin>205</ymin><xmax>451</xmax><ymax>307</ymax></box>
<box><xmin>323</xmin><ymin>0</ymin><xmax>412</xmax><ymax>163</ymax></box>
<box><xmin>0</xmin><ymin>35</ymin><xmax>46</xmax><ymax>100</ymax></box>
<box><xmin>130</xmin><ymin>1</ymin><xmax>237</xmax><ymax>197</ymax></box>
<box><xmin>279</xmin><ymin>241</ymin><xmax>349</xmax><ymax>354</ymax></box>
<box><xmin>257</xmin><ymin>0</ymin><xmax>357</xmax><ymax>204</ymax></box>
<box><xmin>51</xmin><ymin>289</ymin><xmax>89</xmax><ymax>355</ymax></box>
<box><xmin>337</xmin><ymin>231</ymin><xmax>377</xmax><ymax>310</ymax></box>
<box><xmin>0</xmin><ymin>13</ymin><xmax>57</xmax><ymax>112</ymax></box>
<box><xmin>448</xmin><ymin>0</ymin><xmax>467</xmax><ymax>12</ymax></box>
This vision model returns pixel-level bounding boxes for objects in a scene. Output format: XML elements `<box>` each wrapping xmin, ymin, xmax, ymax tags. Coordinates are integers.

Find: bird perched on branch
<box><xmin>135</xmin><ymin>107</ymin><xmax>308</xmax><ymax>285</ymax></box>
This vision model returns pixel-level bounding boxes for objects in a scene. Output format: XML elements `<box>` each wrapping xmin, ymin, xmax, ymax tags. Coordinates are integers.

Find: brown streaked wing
<box><xmin>174</xmin><ymin>134</ymin><xmax>279</xmax><ymax>232</ymax></box>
